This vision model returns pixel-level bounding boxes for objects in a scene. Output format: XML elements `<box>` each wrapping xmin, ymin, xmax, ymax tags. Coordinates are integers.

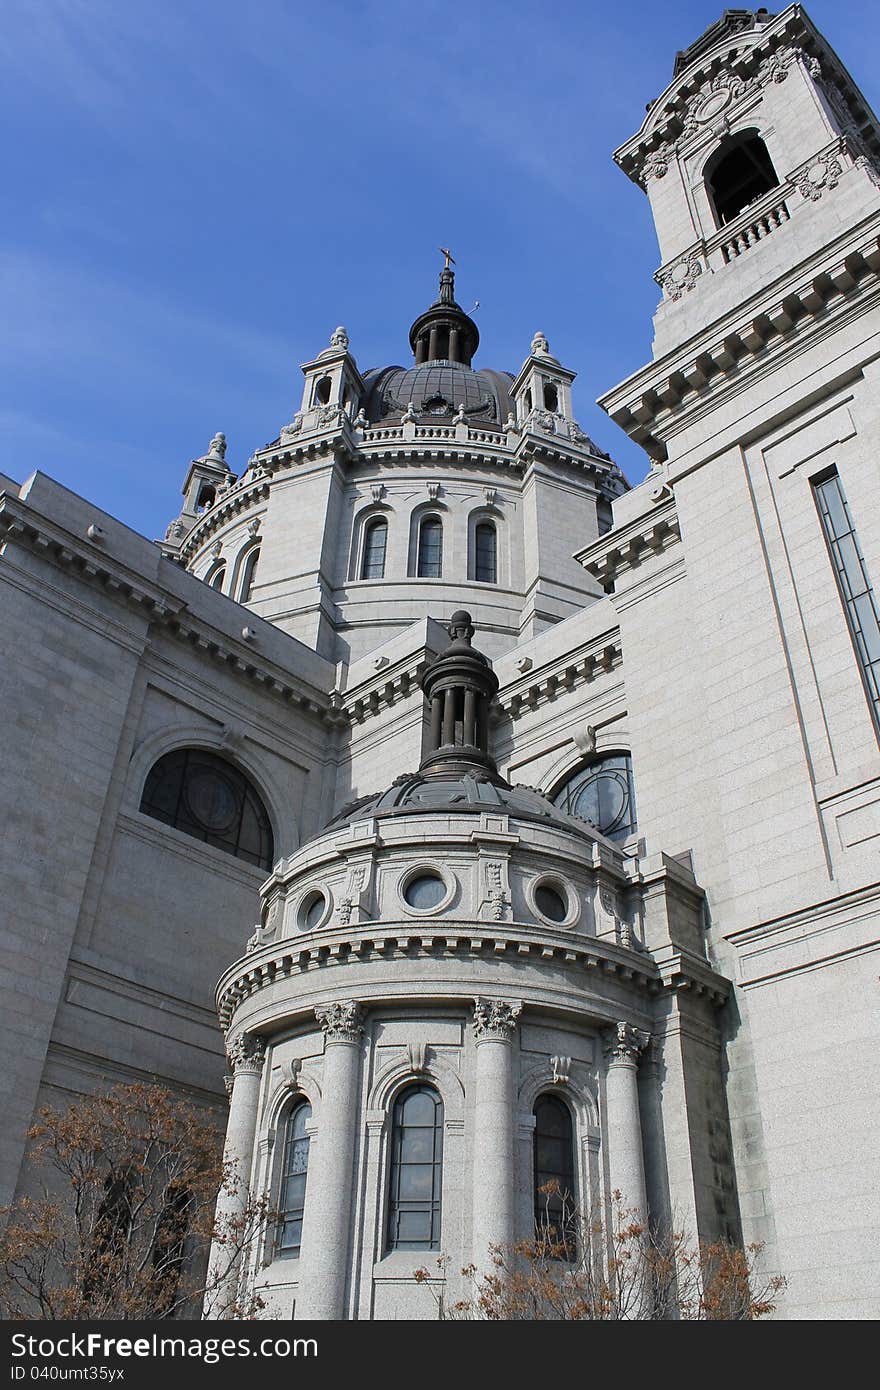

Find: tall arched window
<box><xmin>707</xmin><ymin>132</ymin><xmax>778</xmax><ymax>226</ymax></box>
<box><xmin>551</xmin><ymin>753</ymin><xmax>637</xmax><ymax>843</ymax></box>
<box><xmin>386</xmin><ymin>1085</ymin><xmax>443</xmax><ymax>1251</ymax></box>
<box><xmin>473</xmin><ymin>521</ymin><xmax>497</xmax><ymax>584</ymax></box>
<box><xmin>533</xmin><ymin>1094</ymin><xmax>576</xmax><ymax>1258</ymax></box>
<box><xmin>417</xmin><ymin>517</ymin><xmax>443</xmax><ymax>578</ymax></box>
<box><xmin>361</xmin><ymin>517</ymin><xmax>388</xmax><ymax>579</ymax></box>
<box><xmin>239</xmin><ymin>548</ymin><xmax>260</xmax><ymax>603</ymax></box>
<box><xmin>275</xmin><ymin>1100</ymin><xmax>311</xmax><ymax>1258</ymax></box>
<box><xmin>208</xmin><ymin>565</ymin><xmax>225</xmax><ymax>591</ymax></box>
<box><xmin>140</xmin><ymin>748</ymin><xmax>274</xmax><ymax>869</ymax></box>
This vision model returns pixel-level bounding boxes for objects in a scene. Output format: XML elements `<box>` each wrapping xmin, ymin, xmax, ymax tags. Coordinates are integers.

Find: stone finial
<box><xmin>472</xmin><ymin>997</ymin><xmax>523</xmax><ymax>1042</ymax></box>
<box><xmin>330</xmin><ymin>325</ymin><xmax>350</xmax><ymax>351</ymax></box>
<box><xmin>402</xmin><ymin>400</ymin><xmax>417</xmax><ymax>423</ymax></box>
<box><xmin>207</xmin><ymin>431</ymin><xmax>227</xmax><ymax>461</ymax></box>
<box><xmin>315</xmin><ymin>1000</ymin><xmax>364</xmax><ymax>1044</ymax></box>
<box><xmin>530</xmin><ymin>331</ymin><xmax>551</xmax><ymax>357</ymax></box>
<box><xmin>226</xmin><ymin>1032</ymin><xmax>266</xmax><ymax>1074</ymax></box>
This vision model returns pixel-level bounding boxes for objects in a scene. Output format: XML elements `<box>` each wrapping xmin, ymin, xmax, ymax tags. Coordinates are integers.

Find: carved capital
<box><xmin>315</xmin><ymin>1000</ymin><xmax>364</xmax><ymax>1044</ymax></box>
<box><xmin>473</xmin><ymin>997</ymin><xmax>522</xmax><ymax>1042</ymax></box>
<box><xmin>226</xmin><ymin>1032</ymin><xmax>266</xmax><ymax>1075</ymax></box>
<box><xmin>603</xmin><ymin>1021</ymin><xmax>650</xmax><ymax>1066</ymax></box>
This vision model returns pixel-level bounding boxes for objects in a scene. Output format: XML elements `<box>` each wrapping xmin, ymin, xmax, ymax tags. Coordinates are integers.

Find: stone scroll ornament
<box><xmin>315</xmin><ymin>1000</ymin><xmax>364</xmax><ymax>1043</ymax></box>
<box><xmin>472</xmin><ymin>997</ymin><xmax>523</xmax><ymax>1041</ymax></box>
<box><xmin>603</xmin><ymin>1021</ymin><xmax>651</xmax><ymax>1065</ymax></box>
<box><xmin>226</xmin><ymin>1033</ymin><xmax>266</xmax><ymax>1074</ymax></box>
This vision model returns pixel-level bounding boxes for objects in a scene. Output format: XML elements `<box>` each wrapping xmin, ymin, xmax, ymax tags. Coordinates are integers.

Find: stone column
<box><xmin>296</xmin><ymin>1001</ymin><xmax>364</xmax><ymax>1321</ymax></box>
<box><xmin>603</xmin><ymin>1022</ymin><xmax>649</xmax><ymax>1221</ymax></box>
<box><xmin>471</xmin><ymin>998</ymin><xmax>522</xmax><ymax>1272</ymax></box>
<box><xmin>206</xmin><ymin>1033</ymin><xmax>265</xmax><ymax>1318</ymax></box>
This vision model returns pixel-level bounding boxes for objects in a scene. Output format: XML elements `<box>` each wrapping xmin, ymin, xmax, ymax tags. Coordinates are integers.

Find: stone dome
<box><xmin>361</xmin><ymin>362</ymin><xmax>515</xmax><ymax>427</ymax></box>
<box><xmin>325</xmin><ymin>767</ymin><xmax>607</xmax><ymax>844</ymax></box>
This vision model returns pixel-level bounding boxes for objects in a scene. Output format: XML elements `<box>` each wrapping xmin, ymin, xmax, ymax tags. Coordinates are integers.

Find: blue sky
<box><xmin>1</xmin><ymin>1</ymin><xmax>878</xmax><ymax>540</ymax></box>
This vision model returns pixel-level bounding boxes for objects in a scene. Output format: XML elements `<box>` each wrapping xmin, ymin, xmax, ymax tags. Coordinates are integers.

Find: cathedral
<box><xmin>1</xmin><ymin>5</ymin><xmax>879</xmax><ymax>1320</ymax></box>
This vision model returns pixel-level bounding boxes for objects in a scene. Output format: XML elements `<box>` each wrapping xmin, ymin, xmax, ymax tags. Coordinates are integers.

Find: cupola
<box><xmin>408</xmin><ymin>262</ymin><xmax>480</xmax><ymax>367</ymax></box>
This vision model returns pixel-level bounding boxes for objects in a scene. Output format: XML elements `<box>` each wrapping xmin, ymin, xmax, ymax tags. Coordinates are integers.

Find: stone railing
<box><xmin>711</xmin><ymin>194</ymin><xmax>791</xmax><ymax>264</ymax></box>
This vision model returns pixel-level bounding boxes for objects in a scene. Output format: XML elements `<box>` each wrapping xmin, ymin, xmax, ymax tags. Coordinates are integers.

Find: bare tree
<box><xmin>416</xmin><ymin>1185</ymin><xmax>786</xmax><ymax>1320</ymax></box>
<box><xmin>0</xmin><ymin>1082</ymin><xmax>268</xmax><ymax>1320</ymax></box>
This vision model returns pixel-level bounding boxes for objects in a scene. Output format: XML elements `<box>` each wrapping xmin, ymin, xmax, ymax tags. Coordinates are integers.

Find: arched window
<box><xmin>238</xmin><ymin>548</ymin><xmax>260</xmax><ymax>603</ymax></box>
<box><xmin>140</xmin><ymin>749</ymin><xmax>274</xmax><ymax>869</ymax></box>
<box><xmin>707</xmin><ymin>133</ymin><xmax>778</xmax><ymax>226</ymax></box>
<box><xmin>361</xmin><ymin>518</ymin><xmax>388</xmax><ymax>579</ymax></box>
<box><xmin>533</xmin><ymin>1094</ymin><xmax>576</xmax><ymax>1258</ymax></box>
<box><xmin>314</xmin><ymin>376</ymin><xmax>332</xmax><ymax>406</ymax></box>
<box><xmin>275</xmin><ymin>1100</ymin><xmax>311</xmax><ymax>1259</ymax></box>
<box><xmin>472</xmin><ymin>521</ymin><xmax>497</xmax><ymax>584</ymax></box>
<box><xmin>196</xmin><ymin>484</ymin><xmax>216</xmax><ymax>513</ymax></box>
<box><xmin>551</xmin><ymin>753</ymin><xmax>637</xmax><ymax>843</ymax></box>
<box><xmin>417</xmin><ymin>516</ymin><xmax>443</xmax><ymax>579</ymax></box>
<box><xmin>208</xmin><ymin>565</ymin><xmax>225</xmax><ymax>591</ymax></box>
<box><xmin>543</xmin><ymin>382</ymin><xmax>559</xmax><ymax>412</ymax></box>
<box><xmin>386</xmin><ymin>1085</ymin><xmax>443</xmax><ymax>1251</ymax></box>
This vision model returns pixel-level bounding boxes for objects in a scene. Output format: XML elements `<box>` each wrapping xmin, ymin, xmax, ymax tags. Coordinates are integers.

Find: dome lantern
<box><xmin>419</xmin><ymin>610</ymin><xmax>500</xmax><ymax>777</ymax></box>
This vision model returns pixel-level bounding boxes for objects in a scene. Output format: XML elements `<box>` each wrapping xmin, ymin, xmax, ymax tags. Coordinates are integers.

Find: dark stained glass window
<box><xmin>473</xmin><ymin>522</ymin><xmax>497</xmax><ymax>583</ymax></box>
<box><xmin>417</xmin><ymin>517</ymin><xmax>443</xmax><ymax>578</ymax></box>
<box><xmin>551</xmin><ymin>754</ymin><xmax>637</xmax><ymax>843</ymax></box>
<box><xmin>276</xmin><ymin>1101</ymin><xmax>311</xmax><ymax>1258</ymax></box>
<box><xmin>533</xmin><ymin>1094</ymin><xmax>576</xmax><ymax>1259</ymax></box>
<box><xmin>239</xmin><ymin>548</ymin><xmax>260</xmax><ymax>603</ymax></box>
<box><xmin>814</xmin><ymin>469</ymin><xmax>880</xmax><ymax>735</ymax></box>
<box><xmin>140</xmin><ymin>749</ymin><xmax>274</xmax><ymax>870</ymax></box>
<box><xmin>386</xmin><ymin>1085</ymin><xmax>443</xmax><ymax>1251</ymax></box>
<box><xmin>361</xmin><ymin>518</ymin><xmax>388</xmax><ymax>579</ymax></box>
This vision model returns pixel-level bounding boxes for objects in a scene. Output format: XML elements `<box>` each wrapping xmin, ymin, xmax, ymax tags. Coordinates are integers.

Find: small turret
<box><xmin>419</xmin><ymin>610</ymin><xmax>500</xmax><ymax>778</ymax></box>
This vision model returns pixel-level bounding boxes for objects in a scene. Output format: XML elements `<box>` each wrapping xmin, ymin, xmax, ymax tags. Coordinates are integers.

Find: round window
<box><xmin>300</xmin><ymin>891</ymin><xmax>327</xmax><ymax>930</ymax></box>
<box><xmin>534</xmin><ymin>882</ymin><xmax>568</xmax><ymax>923</ymax></box>
<box><xmin>403</xmin><ymin>873</ymin><xmax>446</xmax><ymax>911</ymax></box>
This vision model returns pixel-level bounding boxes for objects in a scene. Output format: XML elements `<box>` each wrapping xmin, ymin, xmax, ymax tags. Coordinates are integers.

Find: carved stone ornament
<box><xmin>657</xmin><ymin>253</ymin><xmax>703</xmax><ymax>302</ymax></box>
<box><xmin>164</xmin><ymin>519</ymin><xmax>186</xmax><ymax>541</ymax></box>
<box><xmin>550</xmin><ymin>1055</ymin><xmax>571</xmax><ymax>1085</ymax></box>
<box><xmin>407</xmin><ymin>1041</ymin><xmax>428</xmax><ymax>1073</ymax></box>
<box><xmin>641</xmin><ymin>151</ymin><xmax>669</xmax><ymax>183</ymax></box>
<box><xmin>473</xmin><ymin>997</ymin><xmax>523</xmax><ymax>1042</ymax></box>
<box><xmin>247</xmin><ymin>517</ymin><xmax>261</xmax><ymax>538</ymax></box>
<box><xmin>792</xmin><ymin>150</ymin><xmax>843</xmax><ymax>202</ymax></box>
<box><xmin>226</xmin><ymin>1033</ymin><xmax>266</xmax><ymax>1074</ymax></box>
<box><xmin>484</xmin><ymin>487</ymin><xmax>497</xmax><ymax>507</ymax></box>
<box><xmin>427</xmin><ymin>481</ymin><xmax>441</xmax><ymax>500</ymax></box>
<box><xmin>330</xmin><ymin>325</ymin><xmax>349</xmax><ymax>351</ymax></box>
<box><xmin>210</xmin><ymin>539</ymin><xmax>222</xmax><ymax>558</ymax></box>
<box><xmin>316</xmin><ymin>403</ymin><xmax>342</xmax><ymax>427</ymax></box>
<box><xmin>223</xmin><ymin>1074</ymin><xmax>235</xmax><ymax>1098</ymax></box>
<box><xmin>530</xmin><ymin>330</ymin><xmax>551</xmax><ymax>357</ymax></box>
<box><xmin>280</xmin><ymin>416</ymin><xmax>303</xmax><ymax>439</ymax></box>
<box><xmin>603</xmin><ymin>1021</ymin><xmax>650</xmax><ymax>1066</ymax></box>
<box><xmin>371</xmin><ymin>482</ymin><xmax>386</xmax><ymax>502</ymax></box>
<box><xmin>315</xmin><ymin>1000</ymin><xmax>364</xmax><ymax>1043</ymax></box>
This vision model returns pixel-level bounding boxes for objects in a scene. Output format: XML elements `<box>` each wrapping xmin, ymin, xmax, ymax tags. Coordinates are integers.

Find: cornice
<box><xmin>493</xmin><ymin>630</ymin><xmax>623</xmax><ymax>722</ymax></box>
<box><xmin>598</xmin><ymin>217</ymin><xmax>880</xmax><ymax>459</ymax></box>
<box><xmin>0</xmin><ymin>495</ymin><xmax>333</xmax><ymax>723</ymax></box>
<box><xmin>215</xmin><ymin>922</ymin><xmax>661</xmax><ymax>1031</ymax></box>
<box><xmin>573</xmin><ymin>494</ymin><xmax>681</xmax><ymax>591</ymax></box>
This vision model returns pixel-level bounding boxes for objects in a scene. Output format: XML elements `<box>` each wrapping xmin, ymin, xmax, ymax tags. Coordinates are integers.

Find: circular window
<box><xmin>403</xmin><ymin>873</ymin><xmax>446</xmax><ymax>910</ymax></box>
<box><xmin>299</xmin><ymin>891</ymin><xmax>327</xmax><ymax>931</ymax></box>
<box><xmin>534</xmin><ymin>882</ymin><xmax>568</xmax><ymax>923</ymax></box>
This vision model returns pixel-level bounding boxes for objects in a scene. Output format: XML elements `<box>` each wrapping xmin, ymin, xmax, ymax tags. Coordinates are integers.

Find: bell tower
<box><xmin>613</xmin><ymin>5</ymin><xmax>880</xmax><ymax>358</ymax></box>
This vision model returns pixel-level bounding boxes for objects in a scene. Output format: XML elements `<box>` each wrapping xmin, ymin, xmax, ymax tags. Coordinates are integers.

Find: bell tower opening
<box><xmin>706</xmin><ymin>131</ymin><xmax>779</xmax><ymax>227</ymax></box>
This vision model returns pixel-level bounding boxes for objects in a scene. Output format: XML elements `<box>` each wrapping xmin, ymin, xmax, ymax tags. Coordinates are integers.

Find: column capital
<box><xmin>603</xmin><ymin>1021</ymin><xmax>650</xmax><ymax>1066</ymax></box>
<box><xmin>226</xmin><ymin>1032</ymin><xmax>266</xmax><ymax>1075</ymax></box>
<box><xmin>473</xmin><ymin>997</ymin><xmax>522</xmax><ymax>1042</ymax></box>
<box><xmin>315</xmin><ymin>1000</ymin><xmax>364</xmax><ymax>1044</ymax></box>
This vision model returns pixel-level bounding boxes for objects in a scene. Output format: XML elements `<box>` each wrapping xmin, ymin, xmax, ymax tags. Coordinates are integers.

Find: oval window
<box><xmin>300</xmin><ymin>891</ymin><xmax>327</xmax><ymax>930</ymax></box>
<box><xmin>403</xmin><ymin>873</ymin><xmax>446</xmax><ymax>910</ymax></box>
<box><xmin>534</xmin><ymin>882</ymin><xmax>568</xmax><ymax>923</ymax></box>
